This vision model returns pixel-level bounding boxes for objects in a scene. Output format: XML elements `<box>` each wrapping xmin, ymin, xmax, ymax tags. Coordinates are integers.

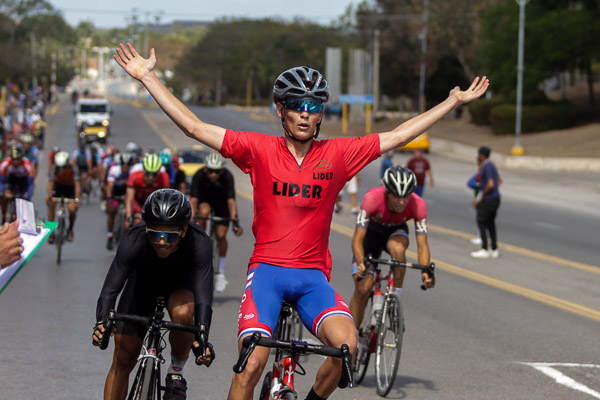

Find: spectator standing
<box><xmin>335</xmin><ymin>172</ymin><xmax>360</xmax><ymax>215</ymax></box>
<box><xmin>379</xmin><ymin>151</ymin><xmax>394</xmax><ymax>180</ymax></box>
<box><xmin>406</xmin><ymin>148</ymin><xmax>433</xmax><ymax>197</ymax></box>
<box><xmin>471</xmin><ymin>146</ymin><xmax>501</xmax><ymax>258</ymax></box>
<box><xmin>467</xmin><ymin>166</ymin><xmax>482</xmax><ymax>245</ymax></box>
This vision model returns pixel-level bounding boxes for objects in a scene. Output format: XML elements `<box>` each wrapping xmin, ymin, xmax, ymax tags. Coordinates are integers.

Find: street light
<box><xmin>512</xmin><ymin>0</ymin><xmax>529</xmax><ymax>156</ymax></box>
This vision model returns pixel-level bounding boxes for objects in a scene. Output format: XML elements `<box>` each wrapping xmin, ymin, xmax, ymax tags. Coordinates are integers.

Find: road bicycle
<box><xmin>234</xmin><ymin>301</ymin><xmax>354</xmax><ymax>400</ymax></box>
<box><xmin>99</xmin><ymin>297</ymin><xmax>207</xmax><ymax>400</ymax></box>
<box><xmin>353</xmin><ymin>255</ymin><xmax>435</xmax><ymax>397</ymax></box>
<box><xmin>3</xmin><ymin>190</ymin><xmax>25</xmax><ymax>224</ymax></box>
<box><xmin>51</xmin><ymin>196</ymin><xmax>76</xmax><ymax>265</ymax></box>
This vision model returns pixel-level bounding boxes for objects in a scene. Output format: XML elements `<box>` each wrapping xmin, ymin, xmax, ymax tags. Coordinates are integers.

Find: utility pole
<box><xmin>31</xmin><ymin>32</ymin><xmax>38</xmax><ymax>90</ymax></box>
<box><xmin>418</xmin><ymin>0</ymin><xmax>429</xmax><ymax>113</ymax></box>
<box><xmin>512</xmin><ymin>0</ymin><xmax>529</xmax><ymax>156</ymax></box>
<box><xmin>373</xmin><ymin>29</ymin><xmax>380</xmax><ymax>115</ymax></box>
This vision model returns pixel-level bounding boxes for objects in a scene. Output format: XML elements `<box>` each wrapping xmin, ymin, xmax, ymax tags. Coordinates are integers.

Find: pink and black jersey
<box><xmin>356</xmin><ymin>186</ymin><xmax>428</xmax><ymax>236</ymax></box>
<box><xmin>220</xmin><ymin>130</ymin><xmax>380</xmax><ymax>279</ymax></box>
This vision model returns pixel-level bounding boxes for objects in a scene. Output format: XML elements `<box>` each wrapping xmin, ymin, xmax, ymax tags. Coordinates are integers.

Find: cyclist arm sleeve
<box><xmin>224</xmin><ymin>170</ymin><xmax>235</xmax><ymax>199</ymax></box>
<box><xmin>95</xmin><ymin>236</ymin><xmax>139</xmax><ymax>321</ymax></box>
<box><xmin>0</xmin><ymin>174</ymin><xmax>4</xmax><ymax>192</ymax></box>
<box><xmin>193</xmin><ymin>235</ymin><xmax>214</xmax><ymax>336</ymax></box>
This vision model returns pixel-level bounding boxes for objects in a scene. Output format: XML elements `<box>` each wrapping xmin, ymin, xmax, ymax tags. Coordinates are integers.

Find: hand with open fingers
<box><xmin>449</xmin><ymin>76</ymin><xmax>490</xmax><ymax>105</ymax></box>
<box><xmin>113</xmin><ymin>43</ymin><xmax>157</xmax><ymax>82</ymax></box>
<box><xmin>421</xmin><ymin>270</ymin><xmax>435</xmax><ymax>289</ymax></box>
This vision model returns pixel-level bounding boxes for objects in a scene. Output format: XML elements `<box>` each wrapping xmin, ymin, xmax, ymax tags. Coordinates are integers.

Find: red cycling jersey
<box><xmin>0</xmin><ymin>158</ymin><xmax>34</xmax><ymax>178</ymax></box>
<box><xmin>221</xmin><ymin>129</ymin><xmax>380</xmax><ymax>279</ymax></box>
<box><xmin>356</xmin><ymin>186</ymin><xmax>428</xmax><ymax>236</ymax></box>
<box><xmin>126</xmin><ymin>170</ymin><xmax>170</xmax><ymax>204</ymax></box>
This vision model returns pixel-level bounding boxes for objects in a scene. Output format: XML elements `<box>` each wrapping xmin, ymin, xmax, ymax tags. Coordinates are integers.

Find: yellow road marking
<box><xmin>329</xmin><ymin>221</ymin><xmax>600</xmax><ymax>323</ymax></box>
<box><xmin>48</xmin><ymin>103</ymin><xmax>59</xmax><ymax>115</ymax></box>
<box><xmin>429</xmin><ymin>224</ymin><xmax>600</xmax><ymax>275</ymax></box>
<box><xmin>141</xmin><ymin>111</ymin><xmax>177</xmax><ymax>151</ymax></box>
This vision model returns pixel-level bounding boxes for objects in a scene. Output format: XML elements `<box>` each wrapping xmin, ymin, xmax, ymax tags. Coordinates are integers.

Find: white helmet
<box><xmin>383</xmin><ymin>166</ymin><xmax>416</xmax><ymax>197</ymax></box>
<box><xmin>55</xmin><ymin>151</ymin><xmax>70</xmax><ymax>167</ymax></box>
<box><xmin>205</xmin><ymin>152</ymin><xmax>224</xmax><ymax>169</ymax></box>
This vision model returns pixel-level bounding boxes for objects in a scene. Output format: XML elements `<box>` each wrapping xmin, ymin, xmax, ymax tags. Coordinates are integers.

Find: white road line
<box><xmin>534</xmin><ymin>221</ymin><xmax>562</xmax><ymax>230</ymax></box>
<box><xmin>521</xmin><ymin>362</ymin><xmax>600</xmax><ymax>398</ymax></box>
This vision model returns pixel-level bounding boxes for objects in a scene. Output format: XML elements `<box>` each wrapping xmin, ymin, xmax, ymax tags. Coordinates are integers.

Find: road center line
<box><xmin>328</xmin><ymin>221</ymin><xmax>600</xmax><ymax>323</ymax></box>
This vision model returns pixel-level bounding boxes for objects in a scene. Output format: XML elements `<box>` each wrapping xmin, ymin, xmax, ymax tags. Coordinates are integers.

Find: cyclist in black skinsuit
<box><xmin>93</xmin><ymin>189</ymin><xmax>215</xmax><ymax>400</ymax></box>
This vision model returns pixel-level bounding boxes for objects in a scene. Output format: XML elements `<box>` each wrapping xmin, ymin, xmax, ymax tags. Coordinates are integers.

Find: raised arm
<box><xmin>114</xmin><ymin>43</ymin><xmax>226</xmax><ymax>151</ymax></box>
<box><xmin>378</xmin><ymin>76</ymin><xmax>489</xmax><ymax>154</ymax></box>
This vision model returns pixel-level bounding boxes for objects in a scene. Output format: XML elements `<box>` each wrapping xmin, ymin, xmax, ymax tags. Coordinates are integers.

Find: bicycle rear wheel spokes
<box><xmin>375</xmin><ymin>294</ymin><xmax>403</xmax><ymax>397</ymax></box>
<box><xmin>286</xmin><ymin>310</ymin><xmax>303</xmax><ymax>342</ymax></box>
<box><xmin>353</xmin><ymin>304</ymin><xmax>373</xmax><ymax>385</ymax></box>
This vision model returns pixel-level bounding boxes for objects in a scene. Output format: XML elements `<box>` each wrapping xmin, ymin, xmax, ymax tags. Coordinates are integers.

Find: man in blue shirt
<box><xmin>471</xmin><ymin>146</ymin><xmax>501</xmax><ymax>259</ymax></box>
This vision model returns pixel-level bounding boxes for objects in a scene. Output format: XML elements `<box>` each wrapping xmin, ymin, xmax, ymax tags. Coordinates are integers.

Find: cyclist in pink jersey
<box><xmin>114</xmin><ymin>42</ymin><xmax>488</xmax><ymax>400</ymax></box>
<box><xmin>349</xmin><ymin>166</ymin><xmax>434</xmax><ymax>329</ymax></box>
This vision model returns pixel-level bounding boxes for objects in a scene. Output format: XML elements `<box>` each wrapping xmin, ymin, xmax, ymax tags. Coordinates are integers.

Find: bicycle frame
<box><xmin>99</xmin><ymin>297</ymin><xmax>200</xmax><ymax>400</ymax></box>
<box><xmin>233</xmin><ymin>302</ymin><xmax>354</xmax><ymax>400</ymax></box>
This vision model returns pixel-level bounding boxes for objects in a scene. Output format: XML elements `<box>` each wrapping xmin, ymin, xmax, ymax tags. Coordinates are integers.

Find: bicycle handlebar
<box><xmin>233</xmin><ymin>332</ymin><xmax>354</xmax><ymax>388</ymax></box>
<box><xmin>364</xmin><ymin>255</ymin><xmax>436</xmax><ymax>291</ymax></box>
<box><xmin>98</xmin><ymin>310</ymin><xmax>200</xmax><ymax>350</ymax></box>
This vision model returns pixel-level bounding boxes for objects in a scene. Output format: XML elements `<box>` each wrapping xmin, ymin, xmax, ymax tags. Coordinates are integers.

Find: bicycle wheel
<box><xmin>259</xmin><ymin>371</ymin><xmax>272</xmax><ymax>400</ymax></box>
<box><xmin>286</xmin><ymin>310</ymin><xmax>303</xmax><ymax>342</ymax></box>
<box><xmin>353</xmin><ymin>309</ymin><xmax>372</xmax><ymax>385</ymax></box>
<box><xmin>55</xmin><ymin>215</ymin><xmax>65</xmax><ymax>265</ymax></box>
<box><xmin>375</xmin><ymin>294</ymin><xmax>403</xmax><ymax>397</ymax></box>
<box><xmin>129</xmin><ymin>358</ymin><xmax>158</xmax><ymax>400</ymax></box>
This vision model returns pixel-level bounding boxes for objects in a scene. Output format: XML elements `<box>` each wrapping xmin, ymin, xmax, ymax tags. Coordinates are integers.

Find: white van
<box><xmin>75</xmin><ymin>97</ymin><xmax>111</xmax><ymax>143</ymax></box>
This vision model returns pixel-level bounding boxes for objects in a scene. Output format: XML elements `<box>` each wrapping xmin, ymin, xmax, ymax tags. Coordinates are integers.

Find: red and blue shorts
<box><xmin>237</xmin><ymin>263</ymin><xmax>353</xmax><ymax>340</ymax></box>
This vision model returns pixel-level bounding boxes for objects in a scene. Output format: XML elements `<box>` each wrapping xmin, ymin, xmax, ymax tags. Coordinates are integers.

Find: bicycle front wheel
<box><xmin>375</xmin><ymin>293</ymin><xmax>404</xmax><ymax>397</ymax></box>
<box><xmin>55</xmin><ymin>216</ymin><xmax>65</xmax><ymax>265</ymax></box>
<box><xmin>129</xmin><ymin>357</ymin><xmax>158</xmax><ymax>400</ymax></box>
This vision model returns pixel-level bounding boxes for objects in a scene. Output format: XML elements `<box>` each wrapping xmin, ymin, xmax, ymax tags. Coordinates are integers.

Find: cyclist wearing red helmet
<box><xmin>114</xmin><ymin>43</ymin><xmax>488</xmax><ymax>400</ymax></box>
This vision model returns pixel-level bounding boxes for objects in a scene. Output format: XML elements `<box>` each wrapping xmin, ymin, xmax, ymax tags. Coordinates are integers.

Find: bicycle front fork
<box><xmin>270</xmin><ymin>357</ymin><xmax>297</xmax><ymax>399</ymax></box>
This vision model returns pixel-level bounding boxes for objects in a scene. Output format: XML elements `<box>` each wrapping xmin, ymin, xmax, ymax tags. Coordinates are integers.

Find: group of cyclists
<box><xmin>87</xmin><ymin>42</ymin><xmax>488</xmax><ymax>400</ymax></box>
<box><xmin>0</xmin><ymin>88</ymin><xmax>47</xmax><ymax>223</ymax></box>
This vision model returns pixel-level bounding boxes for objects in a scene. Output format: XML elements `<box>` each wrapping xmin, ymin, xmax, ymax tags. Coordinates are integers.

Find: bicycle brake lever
<box><xmin>337</xmin><ymin>344</ymin><xmax>354</xmax><ymax>389</ymax></box>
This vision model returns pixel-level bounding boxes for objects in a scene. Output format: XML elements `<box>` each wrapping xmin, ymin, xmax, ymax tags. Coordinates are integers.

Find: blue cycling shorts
<box><xmin>237</xmin><ymin>263</ymin><xmax>353</xmax><ymax>340</ymax></box>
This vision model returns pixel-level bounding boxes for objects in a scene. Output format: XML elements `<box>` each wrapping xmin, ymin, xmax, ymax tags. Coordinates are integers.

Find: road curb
<box><xmin>431</xmin><ymin>137</ymin><xmax>600</xmax><ymax>172</ymax></box>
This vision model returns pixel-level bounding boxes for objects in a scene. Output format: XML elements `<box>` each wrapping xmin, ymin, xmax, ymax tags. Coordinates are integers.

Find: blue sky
<box><xmin>49</xmin><ymin>0</ymin><xmax>361</xmax><ymax>28</ymax></box>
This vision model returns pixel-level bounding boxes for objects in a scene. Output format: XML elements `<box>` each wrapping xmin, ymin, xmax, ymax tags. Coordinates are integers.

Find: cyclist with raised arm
<box><xmin>190</xmin><ymin>151</ymin><xmax>243</xmax><ymax>292</ymax></box>
<box><xmin>0</xmin><ymin>145</ymin><xmax>35</xmax><ymax>222</ymax></box>
<box><xmin>349</xmin><ymin>166</ymin><xmax>435</xmax><ymax>329</ymax></box>
<box><xmin>114</xmin><ymin>42</ymin><xmax>488</xmax><ymax>400</ymax></box>
<box><xmin>105</xmin><ymin>152</ymin><xmax>134</xmax><ymax>250</ymax></box>
<box><xmin>125</xmin><ymin>153</ymin><xmax>170</xmax><ymax>228</ymax></box>
<box><xmin>93</xmin><ymin>189</ymin><xmax>215</xmax><ymax>400</ymax></box>
<box><xmin>47</xmin><ymin>151</ymin><xmax>81</xmax><ymax>243</ymax></box>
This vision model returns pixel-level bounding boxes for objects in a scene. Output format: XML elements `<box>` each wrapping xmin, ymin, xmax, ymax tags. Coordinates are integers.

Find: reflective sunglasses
<box><xmin>284</xmin><ymin>98</ymin><xmax>324</xmax><ymax>114</ymax></box>
<box><xmin>146</xmin><ymin>228</ymin><xmax>183</xmax><ymax>243</ymax></box>
<box><xmin>206</xmin><ymin>168</ymin><xmax>222</xmax><ymax>175</ymax></box>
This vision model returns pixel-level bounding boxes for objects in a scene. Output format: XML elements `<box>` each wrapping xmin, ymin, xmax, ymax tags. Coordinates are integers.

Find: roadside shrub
<box><xmin>468</xmin><ymin>96</ymin><xmax>504</xmax><ymax>125</ymax></box>
<box><xmin>489</xmin><ymin>101</ymin><xmax>577</xmax><ymax>135</ymax></box>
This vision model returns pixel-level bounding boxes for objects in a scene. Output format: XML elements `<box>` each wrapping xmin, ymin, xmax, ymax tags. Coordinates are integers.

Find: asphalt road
<box><xmin>1</xmin><ymin>92</ymin><xmax>599</xmax><ymax>400</ymax></box>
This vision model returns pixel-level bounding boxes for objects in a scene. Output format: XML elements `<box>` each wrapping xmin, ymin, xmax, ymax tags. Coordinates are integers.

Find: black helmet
<box><xmin>383</xmin><ymin>166</ymin><xmax>416</xmax><ymax>197</ymax></box>
<box><xmin>142</xmin><ymin>189</ymin><xmax>191</xmax><ymax>227</ymax></box>
<box><xmin>273</xmin><ymin>66</ymin><xmax>329</xmax><ymax>103</ymax></box>
<box><xmin>10</xmin><ymin>145</ymin><xmax>24</xmax><ymax>160</ymax></box>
